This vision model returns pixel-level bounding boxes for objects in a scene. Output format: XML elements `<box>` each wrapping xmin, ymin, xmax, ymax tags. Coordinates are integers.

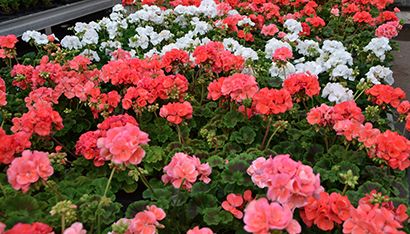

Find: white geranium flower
<box><xmin>296</xmin><ymin>40</ymin><xmax>321</xmax><ymax>57</ymax></box>
<box><xmin>366</xmin><ymin>65</ymin><xmax>394</xmax><ymax>85</ymax></box>
<box><xmin>363</xmin><ymin>37</ymin><xmax>391</xmax><ymax>61</ymax></box>
<box><xmin>81</xmin><ymin>49</ymin><xmax>100</xmax><ymax>62</ymax></box>
<box><xmin>61</xmin><ymin>36</ymin><xmax>82</xmax><ymax>50</ymax></box>
<box><xmin>322</xmin><ymin>82</ymin><xmax>354</xmax><ymax>103</ymax></box>
<box><xmin>295</xmin><ymin>61</ymin><xmax>323</xmax><ymax>75</ymax></box>
<box><xmin>22</xmin><ymin>30</ymin><xmax>49</xmax><ymax>45</ymax></box>
<box><xmin>331</xmin><ymin>64</ymin><xmax>355</xmax><ymax>81</ymax></box>
<box><xmin>269</xmin><ymin>62</ymin><xmax>295</xmax><ymax>80</ymax></box>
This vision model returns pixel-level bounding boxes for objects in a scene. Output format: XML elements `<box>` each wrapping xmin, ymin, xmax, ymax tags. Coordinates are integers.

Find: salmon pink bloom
<box><xmin>261</xmin><ymin>24</ymin><xmax>279</xmax><ymax>36</ymax></box>
<box><xmin>207</xmin><ymin>78</ymin><xmax>225</xmax><ymax>101</ymax></box>
<box><xmin>376</xmin><ymin>21</ymin><xmax>400</xmax><ymax>39</ymax></box>
<box><xmin>220</xmin><ymin>74</ymin><xmax>259</xmax><ymax>102</ymax></box>
<box><xmin>7</xmin><ymin>150</ymin><xmax>53</xmax><ymax>193</ymax></box>
<box><xmin>162</xmin><ymin>152</ymin><xmax>211</xmax><ymax>190</ymax></box>
<box><xmin>97</xmin><ymin>123</ymin><xmax>150</xmax><ymax>165</ymax></box>
<box><xmin>273</xmin><ymin>47</ymin><xmax>293</xmax><ymax>62</ymax></box>
<box><xmin>159</xmin><ymin>101</ymin><xmax>193</xmax><ymax>125</ymax></box>
<box><xmin>129</xmin><ymin>205</ymin><xmax>166</xmax><ymax>234</ymax></box>
<box><xmin>187</xmin><ymin>226</ymin><xmax>214</xmax><ymax>234</ymax></box>
<box><xmin>161</xmin><ymin>49</ymin><xmax>190</xmax><ymax>73</ymax></box>
<box><xmin>247</xmin><ymin>155</ymin><xmax>322</xmax><ymax>209</ymax></box>
<box><xmin>243</xmin><ymin>198</ymin><xmax>301</xmax><ymax>234</ymax></box>
<box><xmin>397</xmin><ymin>100</ymin><xmax>410</xmax><ymax>114</ymax></box>
<box><xmin>63</xmin><ymin>222</ymin><xmax>86</xmax><ymax>234</ymax></box>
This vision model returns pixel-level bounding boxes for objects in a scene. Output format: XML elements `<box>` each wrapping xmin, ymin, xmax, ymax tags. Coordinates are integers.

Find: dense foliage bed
<box><xmin>0</xmin><ymin>0</ymin><xmax>410</xmax><ymax>233</ymax></box>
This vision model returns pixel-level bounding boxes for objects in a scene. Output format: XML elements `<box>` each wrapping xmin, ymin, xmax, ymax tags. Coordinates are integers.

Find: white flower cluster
<box><xmin>223</xmin><ymin>38</ymin><xmax>258</xmax><ymax>61</ymax></box>
<box><xmin>283</xmin><ymin>19</ymin><xmax>302</xmax><ymax>42</ymax></box>
<box><xmin>322</xmin><ymin>82</ymin><xmax>354</xmax><ymax>103</ymax></box>
<box><xmin>265</xmin><ymin>38</ymin><xmax>292</xmax><ymax>59</ymax></box>
<box><xmin>317</xmin><ymin>40</ymin><xmax>353</xmax><ymax>71</ymax></box>
<box><xmin>365</xmin><ymin>65</ymin><xmax>394</xmax><ymax>85</ymax></box>
<box><xmin>22</xmin><ymin>31</ymin><xmax>49</xmax><ymax>45</ymax></box>
<box><xmin>364</xmin><ymin>37</ymin><xmax>392</xmax><ymax>61</ymax></box>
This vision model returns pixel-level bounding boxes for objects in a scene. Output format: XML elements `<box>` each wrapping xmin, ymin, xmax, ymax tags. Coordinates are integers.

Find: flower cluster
<box><xmin>7</xmin><ymin>150</ymin><xmax>54</xmax><ymax>193</ymax></box>
<box><xmin>307</xmin><ymin>101</ymin><xmax>365</xmax><ymax>127</ymax></box>
<box><xmin>0</xmin><ymin>129</ymin><xmax>31</xmax><ymax>164</ymax></box>
<box><xmin>221</xmin><ymin>190</ymin><xmax>253</xmax><ymax>219</ymax></box>
<box><xmin>159</xmin><ymin>101</ymin><xmax>193</xmax><ymax>125</ymax></box>
<box><xmin>283</xmin><ymin>72</ymin><xmax>320</xmax><ymax>102</ymax></box>
<box><xmin>193</xmin><ymin>41</ymin><xmax>244</xmax><ymax>74</ymax></box>
<box><xmin>252</xmin><ymin>88</ymin><xmax>293</xmax><ymax>115</ymax></box>
<box><xmin>187</xmin><ymin>226</ymin><xmax>214</xmax><ymax>234</ymax></box>
<box><xmin>2</xmin><ymin>222</ymin><xmax>53</xmax><ymax>234</ymax></box>
<box><xmin>0</xmin><ymin>34</ymin><xmax>18</xmax><ymax>59</ymax></box>
<box><xmin>366</xmin><ymin>84</ymin><xmax>406</xmax><ymax>108</ymax></box>
<box><xmin>343</xmin><ymin>191</ymin><xmax>408</xmax><ymax>234</ymax></box>
<box><xmin>300</xmin><ymin>192</ymin><xmax>352</xmax><ymax>231</ymax></box>
<box><xmin>113</xmin><ymin>205</ymin><xmax>166</xmax><ymax>234</ymax></box>
<box><xmin>162</xmin><ymin>152</ymin><xmax>211</xmax><ymax>190</ymax></box>
<box><xmin>97</xmin><ymin>123</ymin><xmax>150</xmax><ymax>165</ymax></box>
<box><xmin>207</xmin><ymin>74</ymin><xmax>258</xmax><ymax>102</ymax></box>
<box><xmin>247</xmin><ymin>154</ymin><xmax>323</xmax><ymax>209</ymax></box>
<box><xmin>122</xmin><ymin>74</ymin><xmax>189</xmax><ymax>112</ymax></box>
<box><xmin>0</xmin><ymin>77</ymin><xmax>7</xmax><ymax>106</ymax></box>
<box><xmin>75</xmin><ymin>114</ymin><xmax>139</xmax><ymax>166</ymax></box>
<box><xmin>243</xmin><ymin>198</ymin><xmax>301</xmax><ymax>234</ymax></box>
<box><xmin>11</xmin><ymin>102</ymin><xmax>64</xmax><ymax>137</ymax></box>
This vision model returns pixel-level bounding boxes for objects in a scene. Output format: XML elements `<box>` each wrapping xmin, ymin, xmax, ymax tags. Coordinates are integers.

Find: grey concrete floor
<box><xmin>393</xmin><ymin>40</ymin><xmax>410</xmax><ymax>93</ymax></box>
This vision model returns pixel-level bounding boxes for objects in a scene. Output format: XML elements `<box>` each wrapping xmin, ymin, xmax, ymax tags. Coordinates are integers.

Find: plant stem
<box><xmin>341</xmin><ymin>184</ymin><xmax>349</xmax><ymax>196</ymax></box>
<box><xmin>103</xmin><ymin>167</ymin><xmax>116</xmax><ymax>197</ymax></box>
<box><xmin>61</xmin><ymin>214</ymin><xmax>66</xmax><ymax>233</ymax></box>
<box><xmin>354</xmin><ymin>89</ymin><xmax>365</xmax><ymax>101</ymax></box>
<box><xmin>176</xmin><ymin>125</ymin><xmax>184</xmax><ymax>145</ymax></box>
<box><xmin>200</xmin><ymin>84</ymin><xmax>205</xmax><ymax>106</ymax></box>
<box><xmin>97</xmin><ymin>167</ymin><xmax>116</xmax><ymax>234</ymax></box>
<box><xmin>136</xmin><ymin>167</ymin><xmax>156</xmax><ymax>196</ymax></box>
<box><xmin>260</xmin><ymin>117</ymin><xmax>273</xmax><ymax>150</ymax></box>
<box><xmin>265</xmin><ymin>127</ymin><xmax>280</xmax><ymax>150</ymax></box>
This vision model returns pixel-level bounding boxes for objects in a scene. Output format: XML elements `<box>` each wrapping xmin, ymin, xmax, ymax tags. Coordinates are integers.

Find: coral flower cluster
<box><xmin>159</xmin><ymin>101</ymin><xmax>193</xmax><ymax>125</ymax></box>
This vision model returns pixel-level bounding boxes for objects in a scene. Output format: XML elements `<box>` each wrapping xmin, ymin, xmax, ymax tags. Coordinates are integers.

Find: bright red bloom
<box><xmin>366</xmin><ymin>84</ymin><xmax>406</xmax><ymax>108</ymax></box>
<box><xmin>161</xmin><ymin>49</ymin><xmax>190</xmax><ymax>73</ymax></box>
<box><xmin>283</xmin><ymin>73</ymin><xmax>320</xmax><ymax>101</ymax></box>
<box><xmin>207</xmin><ymin>77</ymin><xmax>225</xmax><ymax>101</ymax></box>
<box><xmin>0</xmin><ymin>129</ymin><xmax>31</xmax><ymax>165</ymax></box>
<box><xmin>252</xmin><ymin>88</ymin><xmax>293</xmax><ymax>115</ymax></box>
<box><xmin>397</xmin><ymin>100</ymin><xmax>410</xmax><ymax>115</ymax></box>
<box><xmin>159</xmin><ymin>101</ymin><xmax>193</xmax><ymax>125</ymax></box>
<box><xmin>369</xmin><ymin>130</ymin><xmax>410</xmax><ymax>170</ymax></box>
<box><xmin>300</xmin><ymin>192</ymin><xmax>352</xmax><ymax>231</ymax></box>
<box><xmin>7</xmin><ymin>150</ymin><xmax>53</xmax><ymax>193</ymax></box>
<box><xmin>353</xmin><ymin>11</ymin><xmax>374</xmax><ymax>24</ymax></box>
<box><xmin>11</xmin><ymin>102</ymin><xmax>64</xmax><ymax>137</ymax></box>
<box><xmin>306</xmin><ymin>16</ymin><xmax>326</xmax><ymax>28</ymax></box>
